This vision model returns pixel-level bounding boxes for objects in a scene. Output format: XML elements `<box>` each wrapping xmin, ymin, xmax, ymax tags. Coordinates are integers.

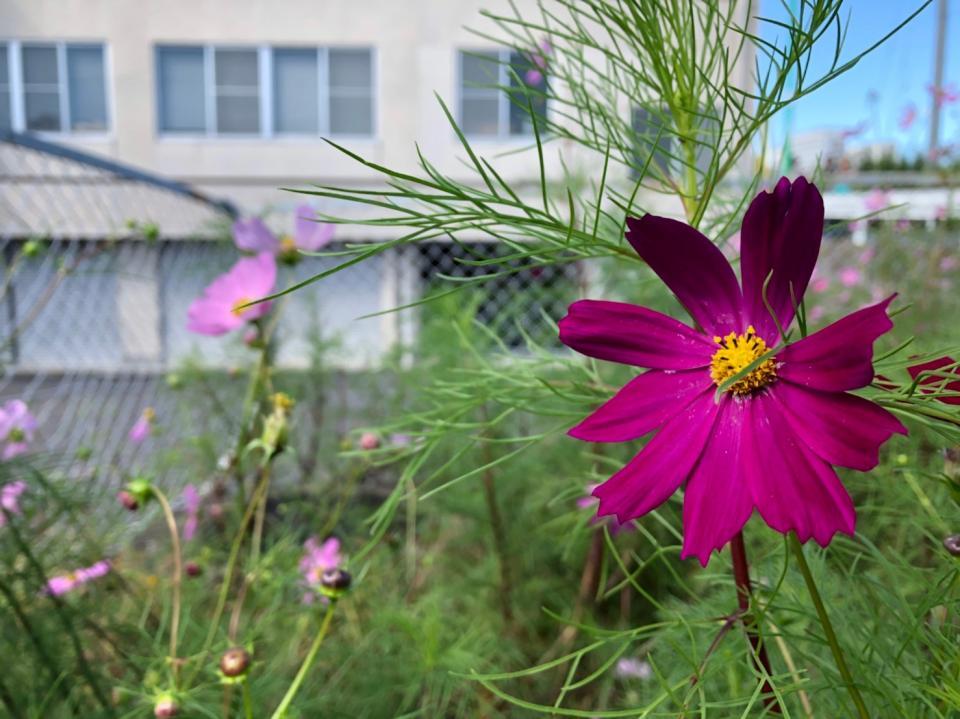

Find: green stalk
<box><xmin>269</xmin><ymin>603</ymin><xmax>337</xmax><ymax>719</ymax></box>
<box><xmin>242</xmin><ymin>681</ymin><xmax>255</xmax><ymax>719</ymax></box>
<box><xmin>153</xmin><ymin>488</ymin><xmax>183</xmax><ymax>686</ymax></box>
<box><xmin>789</xmin><ymin>534</ymin><xmax>870</xmax><ymax>719</ymax></box>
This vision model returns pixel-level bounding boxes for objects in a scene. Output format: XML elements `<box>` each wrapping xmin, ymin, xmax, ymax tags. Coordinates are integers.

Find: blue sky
<box><xmin>760</xmin><ymin>0</ymin><xmax>959</xmax><ymax>158</ymax></box>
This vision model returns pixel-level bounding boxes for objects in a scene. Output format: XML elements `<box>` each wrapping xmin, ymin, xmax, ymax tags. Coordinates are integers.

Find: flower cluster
<box><xmin>0</xmin><ymin>400</ymin><xmax>37</xmax><ymax>459</ymax></box>
<box><xmin>299</xmin><ymin>536</ymin><xmax>342</xmax><ymax>604</ymax></box>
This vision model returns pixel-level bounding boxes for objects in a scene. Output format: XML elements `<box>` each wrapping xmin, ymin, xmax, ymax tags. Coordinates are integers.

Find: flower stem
<box><xmin>729</xmin><ymin>531</ymin><xmax>780</xmax><ymax>713</ymax></box>
<box><xmin>269</xmin><ymin>603</ymin><xmax>337</xmax><ymax>719</ymax></box>
<box><xmin>242</xmin><ymin>681</ymin><xmax>255</xmax><ymax>719</ymax></box>
<box><xmin>788</xmin><ymin>533</ymin><xmax>870</xmax><ymax>719</ymax></box>
<box><xmin>153</xmin><ymin>488</ymin><xmax>183</xmax><ymax>686</ymax></box>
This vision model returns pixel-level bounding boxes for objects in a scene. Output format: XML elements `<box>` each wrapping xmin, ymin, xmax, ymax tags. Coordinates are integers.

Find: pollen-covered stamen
<box><xmin>710</xmin><ymin>325</ymin><xmax>777</xmax><ymax>396</ymax></box>
<box><xmin>230</xmin><ymin>297</ymin><xmax>253</xmax><ymax>318</ymax></box>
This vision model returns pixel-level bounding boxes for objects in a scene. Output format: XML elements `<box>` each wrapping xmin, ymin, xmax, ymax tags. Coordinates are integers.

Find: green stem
<box><xmin>242</xmin><ymin>681</ymin><xmax>254</xmax><ymax>719</ymax></box>
<box><xmin>269</xmin><ymin>603</ymin><xmax>337</xmax><ymax>719</ymax></box>
<box><xmin>789</xmin><ymin>534</ymin><xmax>870</xmax><ymax>719</ymax></box>
<box><xmin>153</xmin><ymin>488</ymin><xmax>183</xmax><ymax>687</ymax></box>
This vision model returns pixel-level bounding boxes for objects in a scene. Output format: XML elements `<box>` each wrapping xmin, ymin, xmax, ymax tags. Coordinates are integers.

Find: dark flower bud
<box><xmin>943</xmin><ymin>534</ymin><xmax>960</xmax><ymax>556</ymax></box>
<box><xmin>117</xmin><ymin>490</ymin><xmax>139</xmax><ymax>512</ymax></box>
<box><xmin>219</xmin><ymin>647</ymin><xmax>252</xmax><ymax>678</ymax></box>
<box><xmin>153</xmin><ymin>695</ymin><xmax>179</xmax><ymax>717</ymax></box>
<box><xmin>185</xmin><ymin>561</ymin><xmax>202</xmax><ymax>578</ymax></box>
<box><xmin>319</xmin><ymin>568</ymin><xmax>352</xmax><ymax>599</ymax></box>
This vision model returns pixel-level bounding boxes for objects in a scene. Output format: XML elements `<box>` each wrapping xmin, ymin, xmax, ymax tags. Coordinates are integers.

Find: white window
<box><xmin>156</xmin><ymin>45</ymin><xmax>375</xmax><ymax>138</ymax></box>
<box><xmin>458</xmin><ymin>49</ymin><xmax>547</xmax><ymax>138</ymax></box>
<box><xmin>0</xmin><ymin>42</ymin><xmax>109</xmax><ymax>133</ymax></box>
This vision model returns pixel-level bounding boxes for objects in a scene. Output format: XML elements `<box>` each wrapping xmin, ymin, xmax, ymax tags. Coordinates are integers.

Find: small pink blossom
<box><xmin>525</xmin><ymin>68</ymin><xmax>544</xmax><ymax>85</ymax></box>
<box><xmin>808</xmin><ymin>306</ymin><xmax>825</xmax><ymax>323</ymax></box>
<box><xmin>128</xmin><ymin>407</ymin><xmax>155</xmax><ymax>444</ymax></box>
<box><xmin>292</xmin><ymin>205</ymin><xmax>335</xmax><ymax>253</ymax></box>
<box><xmin>181</xmin><ymin>485</ymin><xmax>201</xmax><ymax>542</ymax></box>
<box><xmin>810</xmin><ymin>276</ymin><xmax>829</xmax><ymax>293</ymax></box>
<box><xmin>936</xmin><ymin>205</ymin><xmax>948</xmax><ymax>221</ymax></box>
<box><xmin>929</xmin><ymin>83</ymin><xmax>960</xmax><ymax>108</ymax></box>
<box><xmin>0</xmin><ymin>400</ymin><xmax>37</xmax><ymax>459</ymax></box>
<box><xmin>615</xmin><ymin>657</ymin><xmax>653</xmax><ymax>680</ymax></box>
<box><xmin>864</xmin><ymin>189</ymin><xmax>890</xmax><ymax>213</ymax></box>
<box><xmin>898</xmin><ymin>104</ymin><xmax>917</xmax><ymax>130</ymax></box>
<box><xmin>233</xmin><ymin>208</ymin><xmax>335</xmax><ymax>258</ymax></box>
<box><xmin>187</xmin><ymin>253</ymin><xmax>276</xmax><ymax>336</ymax></box>
<box><xmin>940</xmin><ymin>256</ymin><xmax>959</xmax><ymax>273</ymax></box>
<box><xmin>841</xmin><ymin>121</ymin><xmax>867</xmax><ymax>140</ymax></box>
<box><xmin>233</xmin><ymin>217</ymin><xmax>280</xmax><ymax>254</ymax></box>
<box><xmin>46</xmin><ymin>560</ymin><xmax>111</xmax><ymax>596</ymax></box>
<box><xmin>0</xmin><ymin>481</ymin><xmax>26</xmax><ymax>527</ymax></box>
<box><xmin>359</xmin><ymin>432</ymin><xmax>380</xmax><ymax>450</ymax></box>
<box><xmin>858</xmin><ymin>247</ymin><xmax>876</xmax><ymax>264</ymax></box>
<box><xmin>839</xmin><ymin>267</ymin><xmax>861</xmax><ymax>288</ymax></box>
<box><xmin>299</xmin><ymin>536</ymin><xmax>341</xmax><ymax>603</ymax></box>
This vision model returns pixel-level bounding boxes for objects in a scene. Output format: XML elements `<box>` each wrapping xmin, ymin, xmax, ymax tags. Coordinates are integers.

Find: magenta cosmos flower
<box><xmin>128</xmin><ymin>407</ymin><xmax>155</xmax><ymax>444</ymax></box>
<box><xmin>181</xmin><ymin>484</ymin><xmax>201</xmax><ymax>541</ymax></box>
<box><xmin>233</xmin><ymin>205</ymin><xmax>335</xmax><ymax>257</ymax></box>
<box><xmin>46</xmin><ymin>560</ymin><xmax>111</xmax><ymax>596</ymax></box>
<box><xmin>187</xmin><ymin>252</ymin><xmax>277</xmax><ymax>336</ymax></box>
<box><xmin>559</xmin><ymin>177</ymin><xmax>907</xmax><ymax>565</ymax></box>
<box><xmin>0</xmin><ymin>399</ymin><xmax>38</xmax><ymax>459</ymax></box>
<box><xmin>299</xmin><ymin>536</ymin><xmax>341</xmax><ymax>604</ymax></box>
<box><xmin>0</xmin><ymin>480</ymin><xmax>26</xmax><ymax>527</ymax></box>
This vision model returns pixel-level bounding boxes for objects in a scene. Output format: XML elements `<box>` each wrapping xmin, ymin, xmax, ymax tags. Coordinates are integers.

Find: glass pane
<box><xmin>460</xmin><ymin>51</ymin><xmax>499</xmax><ymax>87</ymax></box>
<box><xmin>508</xmin><ymin>51</ymin><xmax>547</xmax><ymax>136</ymax></box>
<box><xmin>329</xmin><ymin>95</ymin><xmax>371</xmax><ymax>135</ymax></box>
<box><xmin>216</xmin><ymin>95</ymin><xmax>260</xmax><ymax>133</ymax></box>
<box><xmin>157</xmin><ymin>47</ymin><xmax>205</xmax><ymax>132</ymax></box>
<box><xmin>25</xmin><ymin>91</ymin><xmax>61</xmax><ymax>130</ymax></box>
<box><xmin>632</xmin><ymin>107</ymin><xmax>673</xmax><ymax>176</ymax></box>
<box><xmin>0</xmin><ymin>91</ymin><xmax>10</xmax><ymax>131</ymax></box>
<box><xmin>0</xmin><ymin>45</ymin><xmax>8</xmax><ymax>87</ymax></box>
<box><xmin>67</xmin><ymin>46</ymin><xmax>107</xmax><ymax>131</ymax></box>
<box><xmin>328</xmin><ymin>49</ymin><xmax>371</xmax><ymax>89</ymax></box>
<box><xmin>215</xmin><ymin>49</ymin><xmax>258</xmax><ymax>88</ymax></box>
<box><xmin>273</xmin><ymin>49</ymin><xmax>318</xmax><ymax>133</ymax></box>
<box><xmin>23</xmin><ymin>45</ymin><xmax>58</xmax><ymax>84</ymax></box>
<box><xmin>460</xmin><ymin>97</ymin><xmax>499</xmax><ymax>136</ymax></box>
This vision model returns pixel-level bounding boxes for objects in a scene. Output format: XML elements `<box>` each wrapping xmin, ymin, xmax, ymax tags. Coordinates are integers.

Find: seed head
<box><xmin>153</xmin><ymin>695</ymin><xmax>179</xmax><ymax>718</ymax></box>
<box><xmin>219</xmin><ymin>647</ymin><xmax>252</xmax><ymax>678</ymax></box>
<box><xmin>943</xmin><ymin>534</ymin><xmax>960</xmax><ymax>557</ymax></box>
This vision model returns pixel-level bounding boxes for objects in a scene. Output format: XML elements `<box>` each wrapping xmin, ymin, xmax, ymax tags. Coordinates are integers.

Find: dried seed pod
<box><xmin>319</xmin><ymin>568</ymin><xmax>352</xmax><ymax>599</ymax></box>
<box><xmin>943</xmin><ymin>534</ymin><xmax>960</xmax><ymax>557</ymax></box>
<box><xmin>219</xmin><ymin>647</ymin><xmax>252</xmax><ymax>678</ymax></box>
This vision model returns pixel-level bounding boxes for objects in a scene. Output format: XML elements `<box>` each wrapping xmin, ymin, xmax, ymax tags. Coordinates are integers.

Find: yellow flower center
<box><xmin>709</xmin><ymin>325</ymin><xmax>777</xmax><ymax>396</ymax></box>
<box><xmin>231</xmin><ymin>297</ymin><xmax>252</xmax><ymax>318</ymax></box>
<box><xmin>280</xmin><ymin>236</ymin><xmax>297</xmax><ymax>253</ymax></box>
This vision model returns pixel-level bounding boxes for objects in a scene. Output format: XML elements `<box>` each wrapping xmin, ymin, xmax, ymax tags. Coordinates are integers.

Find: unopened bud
<box><xmin>124</xmin><ymin>477</ymin><xmax>154</xmax><ymax>508</ymax></box>
<box><xmin>154</xmin><ymin>695</ymin><xmax>179</xmax><ymax>717</ymax></box>
<box><xmin>944</xmin><ymin>534</ymin><xmax>960</xmax><ymax>557</ymax></box>
<box><xmin>117</xmin><ymin>490</ymin><xmax>139</xmax><ymax>512</ymax></box>
<box><xmin>219</xmin><ymin>647</ymin><xmax>252</xmax><ymax>678</ymax></box>
<box><xmin>185</xmin><ymin>561</ymin><xmax>202</xmax><ymax>578</ymax></box>
<box><xmin>359</xmin><ymin>432</ymin><xmax>380</xmax><ymax>450</ymax></box>
<box><xmin>319</xmin><ymin>568</ymin><xmax>352</xmax><ymax>599</ymax></box>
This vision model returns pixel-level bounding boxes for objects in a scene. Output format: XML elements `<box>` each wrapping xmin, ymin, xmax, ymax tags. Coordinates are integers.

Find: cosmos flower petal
<box><xmin>294</xmin><ymin>205</ymin><xmax>335</xmax><ymax>251</ymax></box>
<box><xmin>740</xmin><ymin>177</ymin><xmax>823</xmax><ymax>340</ymax></box>
<box><xmin>187</xmin><ymin>253</ymin><xmax>277</xmax><ymax>336</ymax></box>
<box><xmin>907</xmin><ymin>356</ymin><xmax>960</xmax><ymax>405</ymax></box>
<box><xmin>680</xmin><ymin>398</ymin><xmax>754</xmax><ymax>565</ymax></box>
<box><xmin>770</xmin><ymin>383</ymin><xmax>907</xmax><ymax>471</ymax></box>
<box><xmin>593</xmin><ymin>390</ymin><xmax>719</xmax><ymax>522</ymax></box>
<box><xmin>745</xmin><ymin>395</ymin><xmax>855</xmax><ymax>546</ymax></box>
<box><xmin>233</xmin><ymin>217</ymin><xmax>280</xmax><ymax>254</ymax></box>
<box><xmin>626</xmin><ymin>215</ymin><xmax>743</xmax><ymax>335</ymax></box>
<box><xmin>569</xmin><ymin>369</ymin><xmax>712</xmax><ymax>442</ymax></box>
<box><xmin>559</xmin><ymin>299</ymin><xmax>715</xmax><ymax>369</ymax></box>
<box><xmin>777</xmin><ymin>296</ymin><xmax>895</xmax><ymax>391</ymax></box>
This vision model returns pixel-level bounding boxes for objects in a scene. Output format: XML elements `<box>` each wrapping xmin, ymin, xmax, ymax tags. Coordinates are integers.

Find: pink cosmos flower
<box><xmin>908</xmin><ymin>357</ymin><xmax>960</xmax><ymax>405</ymax></box>
<box><xmin>940</xmin><ymin>256</ymin><xmax>959</xmax><ymax>273</ymax></box>
<box><xmin>46</xmin><ymin>560</ymin><xmax>111</xmax><ymax>596</ymax></box>
<box><xmin>232</xmin><ymin>206</ymin><xmax>334</xmax><ymax>257</ymax></box>
<box><xmin>186</xmin><ymin>253</ymin><xmax>276</xmax><ymax>336</ymax></box>
<box><xmin>181</xmin><ymin>485</ymin><xmax>201</xmax><ymax>542</ymax></box>
<box><xmin>615</xmin><ymin>657</ymin><xmax>653</xmax><ymax>680</ymax></box>
<box><xmin>895</xmin><ymin>219</ymin><xmax>911</xmax><ymax>232</ymax></box>
<box><xmin>359</xmin><ymin>432</ymin><xmax>380</xmax><ymax>450</ymax></box>
<box><xmin>839</xmin><ymin>267</ymin><xmax>862</xmax><ymax>287</ymax></box>
<box><xmin>128</xmin><ymin>407</ymin><xmax>155</xmax><ymax>444</ymax></box>
<box><xmin>898</xmin><ymin>104</ymin><xmax>917</xmax><ymax>130</ymax></box>
<box><xmin>559</xmin><ymin>177</ymin><xmax>907</xmax><ymax>565</ymax></box>
<box><xmin>929</xmin><ymin>83</ymin><xmax>960</xmax><ymax>108</ymax></box>
<box><xmin>299</xmin><ymin>536</ymin><xmax>341</xmax><ymax>604</ymax></box>
<box><xmin>810</xmin><ymin>276</ymin><xmax>829</xmax><ymax>293</ymax></box>
<box><xmin>864</xmin><ymin>189</ymin><xmax>890</xmax><ymax>213</ymax></box>
<box><xmin>0</xmin><ymin>400</ymin><xmax>38</xmax><ymax>459</ymax></box>
<box><xmin>0</xmin><ymin>481</ymin><xmax>26</xmax><ymax>527</ymax></box>
<box><xmin>577</xmin><ymin>483</ymin><xmax>630</xmax><ymax>533</ymax></box>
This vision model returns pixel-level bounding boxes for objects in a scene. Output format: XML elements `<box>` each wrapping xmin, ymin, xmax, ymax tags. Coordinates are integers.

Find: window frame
<box><xmin>155</xmin><ymin>44</ymin><xmax>377</xmax><ymax>140</ymax></box>
<box><xmin>457</xmin><ymin>47</ymin><xmax>547</xmax><ymax>140</ymax></box>
<box><xmin>0</xmin><ymin>40</ymin><xmax>111</xmax><ymax>136</ymax></box>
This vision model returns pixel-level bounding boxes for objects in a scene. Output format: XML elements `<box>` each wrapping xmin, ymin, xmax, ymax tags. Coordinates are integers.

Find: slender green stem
<box><xmin>153</xmin><ymin>488</ymin><xmax>183</xmax><ymax>686</ymax></box>
<box><xmin>269</xmin><ymin>603</ymin><xmax>337</xmax><ymax>719</ymax></box>
<box><xmin>789</xmin><ymin>533</ymin><xmax>870</xmax><ymax>719</ymax></box>
<box><xmin>242</xmin><ymin>681</ymin><xmax>254</xmax><ymax>719</ymax></box>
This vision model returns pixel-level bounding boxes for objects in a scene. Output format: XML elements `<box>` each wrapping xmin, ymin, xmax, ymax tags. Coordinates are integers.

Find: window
<box><xmin>458</xmin><ymin>49</ymin><xmax>547</xmax><ymax>138</ymax></box>
<box><xmin>0</xmin><ymin>42</ymin><xmax>108</xmax><ymax>133</ymax></box>
<box><xmin>156</xmin><ymin>45</ymin><xmax>375</xmax><ymax>137</ymax></box>
<box><xmin>630</xmin><ymin>106</ymin><xmax>719</xmax><ymax>179</ymax></box>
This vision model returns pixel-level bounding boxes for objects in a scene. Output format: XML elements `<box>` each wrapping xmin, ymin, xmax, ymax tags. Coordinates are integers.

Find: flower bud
<box><xmin>124</xmin><ymin>477</ymin><xmax>154</xmax><ymax>508</ymax></box>
<box><xmin>944</xmin><ymin>534</ymin><xmax>960</xmax><ymax>557</ymax></box>
<box><xmin>117</xmin><ymin>490</ymin><xmax>139</xmax><ymax>512</ymax></box>
<box><xmin>319</xmin><ymin>567</ymin><xmax>352</xmax><ymax>599</ymax></box>
<box><xmin>185</xmin><ymin>561</ymin><xmax>202</xmax><ymax>578</ymax></box>
<box><xmin>219</xmin><ymin>647</ymin><xmax>252</xmax><ymax>678</ymax></box>
<box><xmin>359</xmin><ymin>432</ymin><xmax>380</xmax><ymax>450</ymax></box>
<box><xmin>153</xmin><ymin>695</ymin><xmax>179</xmax><ymax>717</ymax></box>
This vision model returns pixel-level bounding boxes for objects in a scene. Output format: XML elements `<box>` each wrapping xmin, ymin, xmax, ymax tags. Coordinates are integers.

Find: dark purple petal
<box><xmin>777</xmin><ymin>296</ymin><xmax>895</xmax><ymax>391</ymax></box>
<box><xmin>593</xmin><ymin>390</ymin><xmax>719</xmax><ymax>522</ymax></box>
<box><xmin>680</xmin><ymin>398</ymin><xmax>754</xmax><ymax>565</ymax></box>
<box><xmin>569</xmin><ymin>369</ymin><xmax>712</xmax><ymax>442</ymax></box>
<box><xmin>907</xmin><ymin>356</ymin><xmax>960</xmax><ymax>405</ymax></box>
<box><xmin>770</xmin><ymin>383</ymin><xmax>907</xmax><ymax>471</ymax></box>
<box><xmin>559</xmin><ymin>299</ymin><xmax>714</xmax><ymax>369</ymax></box>
<box><xmin>744</xmin><ymin>395</ymin><xmax>855</xmax><ymax>546</ymax></box>
<box><xmin>740</xmin><ymin>177</ymin><xmax>824</xmax><ymax>340</ymax></box>
<box><xmin>626</xmin><ymin>215</ymin><xmax>743</xmax><ymax>335</ymax></box>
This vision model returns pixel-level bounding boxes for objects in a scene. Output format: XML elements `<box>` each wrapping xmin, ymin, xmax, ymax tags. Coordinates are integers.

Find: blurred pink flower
<box><xmin>839</xmin><ymin>267</ymin><xmax>862</xmax><ymax>288</ymax></box>
<box><xmin>864</xmin><ymin>189</ymin><xmax>890</xmax><ymax>213</ymax></box>
<box><xmin>810</xmin><ymin>276</ymin><xmax>829</xmax><ymax>293</ymax></box>
<box><xmin>895</xmin><ymin>219</ymin><xmax>911</xmax><ymax>232</ymax></box>
<box><xmin>0</xmin><ymin>481</ymin><xmax>26</xmax><ymax>527</ymax></box>
<box><xmin>929</xmin><ymin>83</ymin><xmax>960</xmax><ymax>108</ymax></box>
<box><xmin>841</xmin><ymin>121</ymin><xmax>867</xmax><ymax>139</ymax></box>
<box><xmin>359</xmin><ymin>432</ymin><xmax>380</xmax><ymax>450</ymax></box>
<box><xmin>615</xmin><ymin>657</ymin><xmax>652</xmax><ymax>680</ymax></box>
<box><xmin>525</xmin><ymin>68</ymin><xmax>544</xmax><ymax>85</ymax></box>
<box><xmin>0</xmin><ymin>400</ymin><xmax>37</xmax><ymax>459</ymax></box>
<box><xmin>291</xmin><ymin>205</ymin><xmax>335</xmax><ymax>253</ymax></box>
<box><xmin>128</xmin><ymin>407</ymin><xmax>155</xmax><ymax>444</ymax></box>
<box><xmin>181</xmin><ymin>485</ymin><xmax>201</xmax><ymax>542</ymax></box>
<box><xmin>847</xmin><ymin>219</ymin><xmax>864</xmax><ymax>233</ymax></box>
<box><xmin>898</xmin><ymin>104</ymin><xmax>917</xmax><ymax>130</ymax></box>
<box><xmin>299</xmin><ymin>536</ymin><xmax>341</xmax><ymax>603</ymax></box>
<box><xmin>936</xmin><ymin>205</ymin><xmax>948</xmax><ymax>221</ymax></box>
<box><xmin>233</xmin><ymin>217</ymin><xmax>280</xmax><ymax>254</ymax></box>
<box><xmin>187</xmin><ymin>253</ymin><xmax>276</xmax><ymax>336</ymax></box>
<box><xmin>808</xmin><ymin>306</ymin><xmax>825</xmax><ymax>323</ymax></box>
<box><xmin>940</xmin><ymin>256</ymin><xmax>959</xmax><ymax>273</ymax></box>
<box><xmin>46</xmin><ymin>560</ymin><xmax>111</xmax><ymax>596</ymax></box>
<box><xmin>858</xmin><ymin>247</ymin><xmax>875</xmax><ymax>264</ymax></box>
<box><xmin>233</xmin><ymin>207</ymin><xmax>335</xmax><ymax>257</ymax></box>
